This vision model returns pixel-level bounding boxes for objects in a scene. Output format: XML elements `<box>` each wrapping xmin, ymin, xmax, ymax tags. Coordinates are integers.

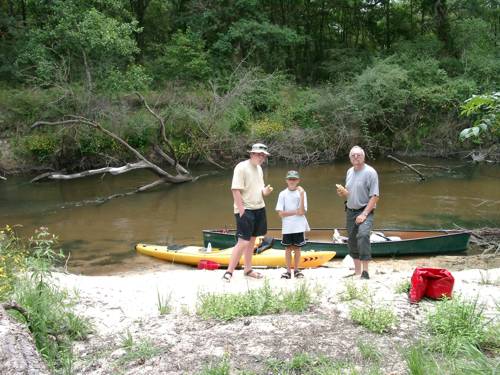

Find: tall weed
<box><xmin>426</xmin><ymin>296</ymin><xmax>488</xmax><ymax>355</ymax></box>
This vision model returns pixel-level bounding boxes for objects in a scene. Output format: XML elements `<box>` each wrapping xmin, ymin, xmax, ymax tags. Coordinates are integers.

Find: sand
<box><xmin>52</xmin><ymin>254</ymin><xmax>500</xmax><ymax>374</ymax></box>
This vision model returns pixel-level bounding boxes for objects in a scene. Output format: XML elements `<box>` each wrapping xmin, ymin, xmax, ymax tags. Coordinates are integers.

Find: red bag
<box><xmin>197</xmin><ymin>260</ymin><xmax>220</xmax><ymax>270</ymax></box>
<box><xmin>409</xmin><ymin>268</ymin><xmax>454</xmax><ymax>303</ymax></box>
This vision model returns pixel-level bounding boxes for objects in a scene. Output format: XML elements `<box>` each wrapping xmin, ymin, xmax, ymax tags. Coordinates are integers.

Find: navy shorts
<box><xmin>235</xmin><ymin>207</ymin><xmax>267</xmax><ymax>241</ymax></box>
<box><xmin>281</xmin><ymin>232</ymin><xmax>306</xmax><ymax>247</ymax></box>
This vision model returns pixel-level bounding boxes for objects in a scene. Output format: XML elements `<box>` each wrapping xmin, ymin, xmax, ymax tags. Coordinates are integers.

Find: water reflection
<box><xmin>1</xmin><ymin>159</ymin><xmax>499</xmax><ymax>275</ymax></box>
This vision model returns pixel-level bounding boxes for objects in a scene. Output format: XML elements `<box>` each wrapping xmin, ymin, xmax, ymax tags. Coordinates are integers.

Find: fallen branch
<box><xmin>387</xmin><ymin>155</ymin><xmax>426</xmax><ymax>180</ymax></box>
<box><xmin>30</xmin><ymin>161</ymin><xmax>150</xmax><ymax>182</ymax></box>
<box><xmin>30</xmin><ymin>116</ymin><xmax>196</xmax><ymax>202</ymax></box>
<box><xmin>469</xmin><ymin>228</ymin><xmax>500</xmax><ymax>257</ymax></box>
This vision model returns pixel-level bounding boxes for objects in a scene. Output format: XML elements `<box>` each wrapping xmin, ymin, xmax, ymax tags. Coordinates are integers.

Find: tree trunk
<box><xmin>0</xmin><ymin>305</ymin><xmax>49</xmax><ymax>374</ymax></box>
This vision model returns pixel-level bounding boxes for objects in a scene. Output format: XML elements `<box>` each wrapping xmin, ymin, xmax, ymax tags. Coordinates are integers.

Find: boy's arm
<box><xmin>278</xmin><ymin>210</ymin><xmax>299</xmax><ymax>218</ymax></box>
<box><xmin>296</xmin><ymin>187</ymin><xmax>305</xmax><ymax>216</ymax></box>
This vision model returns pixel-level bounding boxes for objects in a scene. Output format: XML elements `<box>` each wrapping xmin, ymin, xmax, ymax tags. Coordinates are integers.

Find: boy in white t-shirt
<box><xmin>275</xmin><ymin>170</ymin><xmax>310</xmax><ymax>279</ymax></box>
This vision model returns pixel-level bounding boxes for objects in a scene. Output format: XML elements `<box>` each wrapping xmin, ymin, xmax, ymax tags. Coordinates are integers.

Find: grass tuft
<box><xmin>266</xmin><ymin>353</ymin><xmax>356</xmax><ymax>374</ymax></box>
<box><xmin>117</xmin><ymin>330</ymin><xmax>162</xmax><ymax>365</ymax></box>
<box><xmin>197</xmin><ymin>354</ymin><xmax>231</xmax><ymax>375</ymax></box>
<box><xmin>425</xmin><ymin>296</ymin><xmax>489</xmax><ymax>355</ymax></box>
<box><xmin>196</xmin><ymin>279</ymin><xmax>318</xmax><ymax>321</ymax></box>
<box><xmin>394</xmin><ymin>279</ymin><xmax>411</xmax><ymax>294</ymax></box>
<box><xmin>340</xmin><ymin>280</ymin><xmax>371</xmax><ymax>302</ymax></box>
<box><xmin>157</xmin><ymin>289</ymin><xmax>172</xmax><ymax>315</ymax></box>
<box><xmin>357</xmin><ymin>340</ymin><xmax>382</xmax><ymax>363</ymax></box>
<box><xmin>350</xmin><ymin>303</ymin><xmax>397</xmax><ymax>334</ymax></box>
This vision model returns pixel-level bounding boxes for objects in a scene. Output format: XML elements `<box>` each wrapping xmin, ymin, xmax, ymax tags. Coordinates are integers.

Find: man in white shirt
<box><xmin>276</xmin><ymin>170</ymin><xmax>310</xmax><ymax>279</ymax></box>
<box><xmin>222</xmin><ymin>143</ymin><xmax>274</xmax><ymax>282</ymax></box>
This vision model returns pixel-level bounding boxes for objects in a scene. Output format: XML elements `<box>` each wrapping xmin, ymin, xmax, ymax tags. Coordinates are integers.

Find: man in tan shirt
<box><xmin>222</xmin><ymin>143</ymin><xmax>274</xmax><ymax>282</ymax></box>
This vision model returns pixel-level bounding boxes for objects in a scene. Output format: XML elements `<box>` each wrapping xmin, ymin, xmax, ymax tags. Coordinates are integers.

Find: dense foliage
<box><xmin>0</xmin><ymin>0</ymin><xmax>498</xmax><ymax>167</ymax></box>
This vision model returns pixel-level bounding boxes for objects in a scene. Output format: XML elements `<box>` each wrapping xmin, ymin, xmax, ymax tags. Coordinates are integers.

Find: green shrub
<box><xmin>78</xmin><ymin>129</ymin><xmax>120</xmax><ymax>156</ymax></box>
<box><xmin>23</xmin><ymin>133</ymin><xmax>59</xmax><ymax>162</ymax></box>
<box><xmin>100</xmin><ymin>64</ymin><xmax>152</xmax><ymax>94</ymax></box>
<box><xmin>5</xmin><ymin>227</ymin><xmax>92</xmax><ymax>373</ymax></box>
<box><xmin>0</xmin><ymin>225</ymin><xmax>27</xmax><ymax>300</ymax></box>
<box><xmin>251</xmin><ymin>117</ymin><xmax>285</xmax><ymax>140</ymax></box>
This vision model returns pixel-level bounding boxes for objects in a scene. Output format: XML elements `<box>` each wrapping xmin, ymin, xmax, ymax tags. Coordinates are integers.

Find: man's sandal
<box><xmin>222</xmin><ymin>271</ymin><xmax>232</xmax><ymax>282</ymax></box>
<box><xmin>294</xmin><ymin>270</ymin><xmax>304</xmax><ymax>278</ymax></box>
<box><xmin>281</xmin><ymin>271</ymin><xmax>291</xmax><ymax>279</ymax></box>
<box><xmin>244</xmin><ymin>269</ymin><xmax>263</xmax><ymax>279</ymax></box>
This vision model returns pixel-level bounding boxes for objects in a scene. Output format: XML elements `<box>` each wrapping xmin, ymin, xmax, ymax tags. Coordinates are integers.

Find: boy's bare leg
<box><xmin>285</xmin><ymin>246</ymin><xmax>292</xmax><ymax>273</ymax></box>
<box><xmin>293</xmin><ymin>246</ymin><xmax>301</xmax><ymax>271</ymax></box>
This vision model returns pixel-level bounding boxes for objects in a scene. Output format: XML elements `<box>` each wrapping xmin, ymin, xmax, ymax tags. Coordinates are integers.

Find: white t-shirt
<box><xmin>275</xmin><ymin>188</ymin><xmax>311</xmax><ymax>234</ymax></box>
<box><xmin>231</xmin><ymin>159</ymin><xmax>265</xmax><ymax>213</ymax></box>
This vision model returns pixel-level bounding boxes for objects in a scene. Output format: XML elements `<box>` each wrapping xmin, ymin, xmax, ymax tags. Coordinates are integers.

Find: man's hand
<box><xmin>355</xmin><ymin>213</ymin><xmax>367</xmax><ymax>224</ymax></box>
<box><xmin>263</xmin><ymin>184</ymin><xmax>274</xmax><ymax>196</ymax></box>
<box><xmin>297</xmin><ymin>186</ymin><xmax>304</xmax><ymax>194</ymax></box>
<box><xmin>239</xmin><ymin>208</ymin><xmax>245</xmax><ymax>217</ymax></box>
<box><xmin>336</xmin><ymin>184</ymin><xmax>348</xmax><ymax>197</ymax></box>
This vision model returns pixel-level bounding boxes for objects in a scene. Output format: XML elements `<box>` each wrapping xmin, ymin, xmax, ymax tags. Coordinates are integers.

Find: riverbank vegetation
<box><xmin>0</xmin><ymin>0</ymin><xmax>498</xmax><ymax>174</ymax></box>
<box><xmin>0</xmin><ymin>226</ymin><xmax>91</xmax><ymax>374</ymax></box>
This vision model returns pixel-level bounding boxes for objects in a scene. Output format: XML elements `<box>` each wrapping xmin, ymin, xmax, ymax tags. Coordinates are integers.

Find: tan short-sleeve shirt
<box><xmin>231</xmin><ymin>159</ymin><xmax>265</xmax><ymax>213</ymax></box>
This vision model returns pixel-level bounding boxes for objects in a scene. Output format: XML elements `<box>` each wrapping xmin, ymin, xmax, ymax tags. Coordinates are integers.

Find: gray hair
<box><xmin>349</xmin><ymin>146</ymin><xmax>365</xmax><ymax>157</ymax></box>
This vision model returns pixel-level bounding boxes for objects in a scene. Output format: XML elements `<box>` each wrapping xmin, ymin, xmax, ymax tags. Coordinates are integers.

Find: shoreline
<box><xmin>53</xmin><ymin>255</ymin><xmax>500</xmax><ymax>374</ymax></box>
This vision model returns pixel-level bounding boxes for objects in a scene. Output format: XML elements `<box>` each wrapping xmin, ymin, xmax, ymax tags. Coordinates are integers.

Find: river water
<box><xmin>1</xmin><ymin>159</ymin><xmax>499</xmax><ymax>275</ymax></box>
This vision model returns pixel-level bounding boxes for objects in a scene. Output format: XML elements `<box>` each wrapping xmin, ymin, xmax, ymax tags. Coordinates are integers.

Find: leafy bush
<box><xmin>78</xmin><ymin>128</ymin><xmax>120</xmax><ymax>156</ymax></box>
<box><xmin>0</xmin><ymin>225</ymin><xmax>27</xmax><ymax>300</ymax></box>
<box><xmin>251</xmin><ymin>117</ymin><xmax>285</xmax><ymax>140</ymax></box>
<box><xmin>23</xmin><ymin>133</ymin><xmax>59</xmax><ymax>162</ymax></box>
<box><xmin>100</xmin><ymin>64</ymin><xmax>152</xmax><ymax>94</ymax></box>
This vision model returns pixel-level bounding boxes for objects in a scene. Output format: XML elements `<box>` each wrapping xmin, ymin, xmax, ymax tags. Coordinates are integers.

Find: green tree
<box><xmin>459</xmin><ymin>92</ymin><xmax>500</xmax><ymax>142</ymax></box>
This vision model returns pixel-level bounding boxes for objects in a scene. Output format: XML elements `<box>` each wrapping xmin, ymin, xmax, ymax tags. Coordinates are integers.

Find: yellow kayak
<box><xmin>135</xmin><ymin>244</ymin><xmax>336</xmax><ymax>268</ymax></box>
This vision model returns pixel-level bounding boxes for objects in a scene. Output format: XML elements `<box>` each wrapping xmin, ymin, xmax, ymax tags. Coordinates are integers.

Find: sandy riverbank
<box><xmin>54</xmin><ymin>254</ymin><xmax>500</xmax><ymax>374</ymax></box>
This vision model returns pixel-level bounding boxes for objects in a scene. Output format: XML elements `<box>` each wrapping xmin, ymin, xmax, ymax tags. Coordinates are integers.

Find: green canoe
<box><xmin>202</xmin><ymin>228</ymin><xmax>471</xmax><ymax>257</ymax></box>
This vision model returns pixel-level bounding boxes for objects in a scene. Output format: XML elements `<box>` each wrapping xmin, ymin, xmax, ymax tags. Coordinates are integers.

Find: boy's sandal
<box><xmin>222</xmin><ymin>271</ymin><xmax>232</xmax><ymax>282</ymax></box>
<box><xmin>281</xmin><ymin>271</ymin><xmax>291</xmax><ymax>279</ymax></box>
<box><xmin>244</xmin><ymin>269</ymin><xmax>263</xmax><ymax>279</ymax></box>
<box><xmin>294</xmin><ymin>270</ymin><xmax>304</xmax><ymax>278</ymax></box>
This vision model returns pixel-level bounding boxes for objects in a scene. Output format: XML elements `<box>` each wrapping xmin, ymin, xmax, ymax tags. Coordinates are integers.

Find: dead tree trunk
<box><xmin>0</xmin><ymin>304</ymin><xmax>49</xmax><ymax>374</ymax></box>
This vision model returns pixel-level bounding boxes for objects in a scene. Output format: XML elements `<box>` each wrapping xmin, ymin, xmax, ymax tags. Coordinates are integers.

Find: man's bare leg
<box><xmin>242</xmin><ymin>236</ymin><xmax>257</xmax><ymax>273</ymax></box>
<box><xmin>227</xmin><ymin>238</ymin><xmax>250</xmax><ymax>274</ymax></box>
<box><xmin>354</xmin><ymin>259</ymin><xmax>362</xmax><ymax>275</ymax></box>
